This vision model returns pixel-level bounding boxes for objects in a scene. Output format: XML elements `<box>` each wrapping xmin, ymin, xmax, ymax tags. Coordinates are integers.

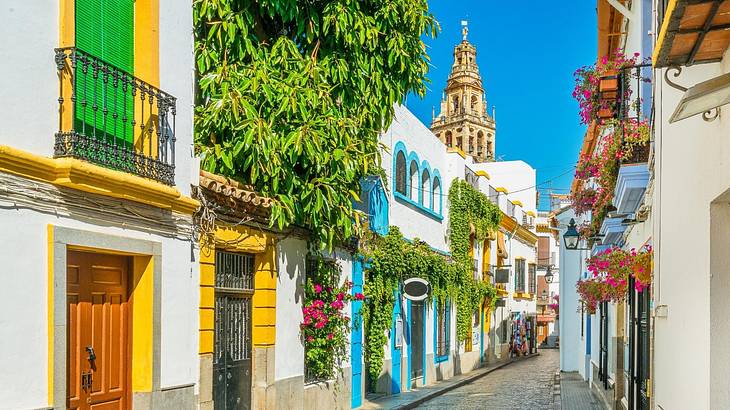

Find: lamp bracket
<box><xmin>664</xmin><ymin>66</ymin><xmax>688</xmax><ymax>92</ymax></box>
<box><xmin>702</xmin><ymin>107</ymin><xmax>720</xmax><ymax>122</ymax></box>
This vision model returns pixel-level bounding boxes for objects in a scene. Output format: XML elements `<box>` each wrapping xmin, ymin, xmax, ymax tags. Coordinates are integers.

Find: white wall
<box><xmin>557</xmin><ymin>208</ymin><xmax>589</xmax><ymax>374</ymax></box>
<box><xmin>0</xmin><ymin>206</ymin><xmax>198</xmax><ymax>409</ymax></box>
<box><xmin>475</xmin><ymin>160</ymin><xmax>538</xmax><ymax>213</ymax></box>
<box><xmin>381</xmin><ymin>105</ymin><xmax>448</xmax><ymax>252</ymax></box>
<box><xmin>651</xmin><ymin>57</ymin><xmax>730</xmax><ymax>408</ymax></box>
<box><xmin>0</xmin><ymin>2</ymin><xmax>58</xmax><ymax>157</ymax></box>
<box><xmin>274</xmin><ymin>237</ymin><xmax>307</xmax><ymax>381</ymax></box>
<box><xmin>159</xmin><ymin>0</ymin><xmax>196</xmax><ymax>195</ymax></box>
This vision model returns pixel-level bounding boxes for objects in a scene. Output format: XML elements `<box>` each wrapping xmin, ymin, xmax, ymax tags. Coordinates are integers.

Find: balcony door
<box><xmin>75</xmin><ymin>0</ymin><xmax>135</xmax><ymax>147</ymax></box>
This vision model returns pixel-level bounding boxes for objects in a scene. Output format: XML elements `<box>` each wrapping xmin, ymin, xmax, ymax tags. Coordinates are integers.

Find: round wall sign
<box><xmin>403</xmin><ymin>277</ymin><xmax>430</xmax><ymax>301</ymax></box>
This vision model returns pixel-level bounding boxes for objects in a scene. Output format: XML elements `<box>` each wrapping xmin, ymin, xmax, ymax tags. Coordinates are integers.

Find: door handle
<box><xmin>86</xmin><ymin>345</ymin><xmax>96</xmax><ymax>361</ymax></box>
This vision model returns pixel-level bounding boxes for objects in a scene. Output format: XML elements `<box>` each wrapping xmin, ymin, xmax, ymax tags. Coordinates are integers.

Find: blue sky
<box><xmin>405</xmin><ymin>1</ymin><xmax>597</xmax><ymax>211</ymax></box>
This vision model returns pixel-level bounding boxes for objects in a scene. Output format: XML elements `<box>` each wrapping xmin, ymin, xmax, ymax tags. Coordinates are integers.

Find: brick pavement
<box><xmin>416</xmin><ymin>349</ymin><xmax>559</xmax><ymax>409</ymax></box>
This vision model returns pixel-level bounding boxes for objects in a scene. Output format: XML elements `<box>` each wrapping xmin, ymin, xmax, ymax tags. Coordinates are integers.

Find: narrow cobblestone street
<box><xmin>417</xmin><ymin>350</ymin><xmax>559</xmax><ymax>409</ymax></box>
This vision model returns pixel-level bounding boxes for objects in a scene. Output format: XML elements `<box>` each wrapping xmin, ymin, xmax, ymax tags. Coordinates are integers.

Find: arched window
<box><xmin>456</xmin><ymin>135</ymin><xmax>463</xmax><ymax>150</ymax></box>
<box><xmin>471</xmin><ymin>95</ymin><xmax>478</xmax><ymax>113</ymax></box>
<box><xmin>395</xmin><ymin>151</ymin><xmax>407</xmax><ymax>195</ymax></box>
<box><xmin>452</xmin><ymin>96</ymin><xmax>459</xmax><ymax>114</ymax></box>
<box><xmin>445</xmin><ymin>131</ymin><xmax>453</xmax><ymax>147</ymax></box>
<box><xmin>468</xmin><ymin>136</ymin><xmax>474</xmax><ymax>153</ymax></box>
<box><xmin>421</xmin><ymin>169</ymin><xmax>431</xmax><ymax>208</ymax></box>
<box><xmin>432</xmin><ymin>177</ymin><xmax>442</xmax><ymax>213</ymax></box>
<box><xmin>477</xmin><ymin>131</ymin><xmax>484</xmax><ymax>157</ymax></box>
<box><xmin>409</xmin><ymin>161</ymin><xmax>419</xmax><ymax>200</ymax></box>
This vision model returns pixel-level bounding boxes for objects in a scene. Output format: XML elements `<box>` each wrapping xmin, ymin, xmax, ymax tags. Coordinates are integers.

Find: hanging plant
<box><xmin>301</xmin><ymin>257</ymin><xmax>359</xmax><ymax>381</ymax></box>
<box><xmin>572</xmin><ymin>51</ymin><xmax>641</xmax><ymax>124</ymax></box>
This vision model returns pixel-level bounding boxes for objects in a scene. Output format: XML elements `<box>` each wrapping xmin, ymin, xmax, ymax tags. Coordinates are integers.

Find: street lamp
<box><xmin>563</xmin><ymin>218</ymin><xmax>580</xmax><ymax>250</ymax></box>
<box><xmin>544</xmin><ymin>265</ymin><xmax>554</xmax><ymax>284</ymax></box>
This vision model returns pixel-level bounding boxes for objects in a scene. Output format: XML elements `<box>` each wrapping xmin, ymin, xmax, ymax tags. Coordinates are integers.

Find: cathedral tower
<box><xmin>431</xmin><ymin>22</ymin><xmax>496</xmax><ymax>162</ymax></box>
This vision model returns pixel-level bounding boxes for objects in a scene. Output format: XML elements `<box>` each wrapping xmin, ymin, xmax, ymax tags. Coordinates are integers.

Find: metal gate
<box><xmin>214</xmin><ymin>251</ymin><xmax>254</xmax><ymax>410</ymax></box>
<box><xmin>411</xmin><ymin>300</ymin><xmax>424</xmax><ymax>383</ymax></box>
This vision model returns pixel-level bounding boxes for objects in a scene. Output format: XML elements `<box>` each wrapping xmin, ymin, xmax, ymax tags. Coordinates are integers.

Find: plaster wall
<box><xmin>274</xmin><ymin>237</ymin><xmax>307</xmax><ymax>381</ymax></box>
<box><xmin>0</xmin><ymin>2</ymin><xmax>58</xmax><ymax>157</ymax></box>
<box><xmin>0</xmin><ymin>205</ymin><xmax>198</xmax><ymax>409</ymax></box>
<box><xmin>557</xmin><ymin>209</ymin><xmax>589</xmax><ymax>374</ymax></box>
<box><xmin>475</xmin><ymin>160</ymin><xmax>537</xmax><ymax>213</ymax></box>
<box><xmin>652</xmin><ymin>58</ymin><xmax>730</xmax><ymax>408</ymax></box>
<box><xmin>380</xmin><ymin>105</ymin><xmax>448</xmax><ymax>251</ymax></box>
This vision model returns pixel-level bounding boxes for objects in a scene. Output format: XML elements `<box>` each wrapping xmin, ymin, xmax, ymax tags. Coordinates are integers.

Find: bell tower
<box><xmin>431</xmin><ymin>21</ymin><xmax>496</xmax><ymax>162</ymax></box>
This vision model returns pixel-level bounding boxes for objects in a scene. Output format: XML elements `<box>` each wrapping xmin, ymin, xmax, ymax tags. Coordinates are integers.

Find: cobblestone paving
<box><xmin>417</xmin><ymin>349</ymin><xmax>559</xmax><ymax>409</ymax></box>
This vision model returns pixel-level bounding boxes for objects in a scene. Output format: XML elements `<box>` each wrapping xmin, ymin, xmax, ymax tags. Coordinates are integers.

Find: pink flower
<box><xmin>336</xmin><ymin>292</ymin><xmax>345</xmax><ymax>301</ymax></box>
<box><xmin>314</xmin><ymin>284</ymin><xmax>322</xmax><ymax>294</ymax></box>
<box><xmin>307</xmin><ymin>336</ymin><xmax>314</xmax><ymax>343</ymax></box>
<box><xmin>314</xmin><ymin>321</ymin><xmax>325</xmax><ymax>329</ymax></box>
<box><xmin>354</xmin><ymin>292</ymin><xmax>365</xmax><ymax>301</ymax></box>
<box><xmin>327</xmin><ymin>333</ymin><xmax>334</xmax><ymax>340</ymax></box>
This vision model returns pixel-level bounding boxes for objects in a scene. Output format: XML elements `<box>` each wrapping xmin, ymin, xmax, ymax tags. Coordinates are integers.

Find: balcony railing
<box><xmin>54</xmin><ymin>47</ymin><xmax>177</xmax><ymax>185</ymax></box>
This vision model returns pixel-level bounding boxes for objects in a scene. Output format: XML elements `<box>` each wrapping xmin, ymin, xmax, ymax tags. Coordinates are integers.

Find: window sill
<box><xmin>394</xmin><ymin>192</ymin><xmax>443</xmax><ymax>221</ymax></box>
<box><xmin>435</xmin><ymin>354</ymin><xmax>449</xmax><ymax>363</ymax></box>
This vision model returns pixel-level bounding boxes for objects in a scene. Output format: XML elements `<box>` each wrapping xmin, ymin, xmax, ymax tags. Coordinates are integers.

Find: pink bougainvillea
<box><xmin>301</xmin><ymin>259</ymin><xmax>355</xmax><ymax>380</ymax></box>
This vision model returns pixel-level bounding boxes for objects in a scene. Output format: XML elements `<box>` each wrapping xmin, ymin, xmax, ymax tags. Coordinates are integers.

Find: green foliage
<box><xmin>193</xmin><ymin>0</ymin><xmax>438</xmax><ymax>248</ymax></box>
<box><xmin>447</xmin><ymin>180</ymin><xmax>501</xmax><ymax>342</ymax></box>
<box><xmin>360</xmin><ymin>227</ymin><xmax>453</xmax><ymax>388</ymax></box>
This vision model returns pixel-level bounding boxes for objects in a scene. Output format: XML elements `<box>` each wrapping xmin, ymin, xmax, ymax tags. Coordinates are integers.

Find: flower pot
<box><xmin>597</xmin><ymin>106</ymin><xmax>615</xmax><ymax>120</ymax></box>
<box><xmin>599</xmin><ymin>70</ymin><xmax>619</xmax><ymax>100</ymax></box>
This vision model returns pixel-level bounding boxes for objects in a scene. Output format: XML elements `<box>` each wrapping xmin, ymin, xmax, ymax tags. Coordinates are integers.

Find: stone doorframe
<box><xmin>49</xmin><ymin>225</ymin><xmax>162</xmax><ymax>410</ymax></box>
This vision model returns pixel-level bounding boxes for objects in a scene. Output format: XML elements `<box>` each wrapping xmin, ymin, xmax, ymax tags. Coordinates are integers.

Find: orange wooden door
<box><xmin>67</xmin><ymin>251</ymin><xmax>130</xmax><ymax>410</ymax></box>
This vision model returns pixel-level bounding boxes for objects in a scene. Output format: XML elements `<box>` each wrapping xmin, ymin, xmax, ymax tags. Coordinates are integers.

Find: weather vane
<box><xmin>461</xmin><ymin>20</ymin><xmax>468</xmax><ymax>40</ymax></box>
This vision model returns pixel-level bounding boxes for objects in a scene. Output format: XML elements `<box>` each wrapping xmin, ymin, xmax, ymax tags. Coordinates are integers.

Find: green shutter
<box><xmin>75</xmin><ymin>0</ymin><xmax>134</xmax><ymax>147</ymax></box>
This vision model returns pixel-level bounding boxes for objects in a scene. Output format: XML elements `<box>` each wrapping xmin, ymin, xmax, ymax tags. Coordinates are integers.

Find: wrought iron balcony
<box><xmin>54</xmin><ymin>47</ymin><xmax>176</xmax><ymax>185</ymax></box>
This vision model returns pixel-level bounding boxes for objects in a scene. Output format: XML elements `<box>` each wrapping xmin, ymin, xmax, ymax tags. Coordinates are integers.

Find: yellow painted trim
<box><xmin>475</xmin><ymin>170</ymin><xmax>491</xmax><ymax>179</ymax></box>
<box><xmin>652</xmin><ymin>0</ymin><xmax>678</xmax><ymax>67</ymax></box>
<box><xmin>0</xmin><ymin>145</ymin><xmax>198</xmax><ymax>214</ymax></box>
<box><xmin>495</xmin><ymin>187</ymin><xmax>508</xmax><ymax>194</ymax></box>
<box><xmin>447</xmin><ymin>147</ymin><xmax>467</xmax><ymax>159</ymax></box>
<box><xmin>526</xmin><ymin>211</ymin><xmax>536</xmax><ymax>217</ymax></box>
<box><xmin>132</xmin><ymin>255</ymin><xmax>154</xmax><ymax>392</ymax></box>
<box><xmin>59</xmin><ymin>0</ymin><xmax>74</xmax><ymax>132</ymax></box>
<box><xmin>496</xmin><ymin>288</ymin><xmax>509</xmax><ymax>297</ymax></box>
<box><xmin>511</xmin><ymin>200</ymin><xmax>523</xmax><ymax>207</ymax></box>
<box><xmin>134</xmin><ymin>0</ymin><xmax>160</xmax><ymax>153</ymax></box>
<box><xmin>199</xmin><ymin>226</ymin><xmax>278</xmax><ymax>354</ymax></box>
<box><xmin>514</xmin><ymin>256</ymin><xmax>526</xmax><ymax>261</ymax></box>
<box><xmin>499</xmin><ymin>211</ymin><xmax>538</xmax><ymax>245</ymax></box>
<box><xmin>512</xmin><ymin>292</ymin><xmax>533</xmax><ymax>300</ymax></box>
<box><xmin>47</xmin><ymin>225</ymin><xmax>54</xmax><ymax>406</ymax></box>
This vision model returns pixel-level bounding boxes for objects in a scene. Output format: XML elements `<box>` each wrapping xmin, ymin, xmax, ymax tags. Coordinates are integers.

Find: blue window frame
<box><xmin>434</xmin><ymin>299</ymin><xmax>450</xmax><ymax>363</ymax></box>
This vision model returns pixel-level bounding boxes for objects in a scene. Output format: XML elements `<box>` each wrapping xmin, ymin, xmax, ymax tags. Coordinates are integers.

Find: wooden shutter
<box><xmin>75</xmin><ymin>0</ymin><xmax>134</xmax><ymax>145</ymax></box>
<box><xmin>538</xmin><ymin>237</ymin><xmax>550</xmax><ymax>264</ymax></box>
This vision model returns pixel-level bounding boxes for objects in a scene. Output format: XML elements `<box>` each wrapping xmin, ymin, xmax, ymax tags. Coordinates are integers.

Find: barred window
<box><xmin>436</xmin><ymin>300</ymin><xmax>450</xmax><ymax>358</ymax></box>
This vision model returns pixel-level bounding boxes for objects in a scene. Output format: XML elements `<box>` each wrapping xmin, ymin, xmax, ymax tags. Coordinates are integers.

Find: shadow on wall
<box><xmin>278</xmin><ymin>241</ymin><xmax>307</xmax><ymax>306</ymax></box>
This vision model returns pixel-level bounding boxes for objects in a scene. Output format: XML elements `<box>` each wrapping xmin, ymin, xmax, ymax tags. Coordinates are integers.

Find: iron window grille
<box><xmin>213</xmin><ymin>251</ymin><xmax>255</xmax><ymax>367</ymax></box>
<box><xmin>54</xmin><ymin>47</ymin><xmax>177</xmax><ymax>185</ymax></box>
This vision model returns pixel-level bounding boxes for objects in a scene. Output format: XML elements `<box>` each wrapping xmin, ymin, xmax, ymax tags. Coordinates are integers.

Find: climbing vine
<box><xmin>447</xmin><ymin>180</ymin><xmax>501</xmax><ymax>342</ymax></box>
<box><xmin>360</xmin><ymin>227</ymin><xmax>453</xmax><ymax>388</ymax></box>
<box><xmin>359</xmin><ymin>179</ymin><xmax>500</xmax><ymax>387</ymax></box>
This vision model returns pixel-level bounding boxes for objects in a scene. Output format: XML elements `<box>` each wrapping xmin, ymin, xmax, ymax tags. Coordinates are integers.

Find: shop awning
<box><xmin>654</xmin><ymin>0</ymin><xmax>730</xmax><ymax>67</ymax></box>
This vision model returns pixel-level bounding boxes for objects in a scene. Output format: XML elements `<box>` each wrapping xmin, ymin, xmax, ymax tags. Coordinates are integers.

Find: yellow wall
<box><xmin>131</xmin><ymin>255</ymin><xmax>154</xmax><ymax>392</ymax></box>
<box><xmin>199</xmin><ymin>226</ymin><xmax>277</xmax><ymax>354</ymax></box>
